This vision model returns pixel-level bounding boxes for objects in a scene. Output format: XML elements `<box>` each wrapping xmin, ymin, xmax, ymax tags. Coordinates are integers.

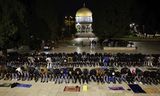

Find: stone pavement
<box><xmin>49</xmin><ymin>39</ymin><xmax>160</xmax><ymax>54</ymax></box>
<box><xmin>1</xmin><ymin>79</ymin><xmax>160</xmax><ymax>96</ymax></box>
<box><xmin>47</xmin><ymin>46</ymin><xmax>139</xmax><ymax>54</ymax></box>
<box><xmin>47</xmin><ymin>41</ymin><xmax>160</xmax><ymax>54</ymax></box>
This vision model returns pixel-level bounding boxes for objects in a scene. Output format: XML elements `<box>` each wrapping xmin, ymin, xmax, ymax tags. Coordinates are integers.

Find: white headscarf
<box><xmin>16</xmin><ymin>67</ymin><xmax>22</xmax><ymax>74</ymax></box>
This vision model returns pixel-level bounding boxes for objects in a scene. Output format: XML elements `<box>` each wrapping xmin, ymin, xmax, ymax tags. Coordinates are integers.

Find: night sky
<box><xmin>17</xmin><ymin>0</ymin><xmax>160</xmax><ymax>35</ymax></box>
<box><xmin>34</xmin><ymin>0</ymin><xmax>159</xmax><ymax>16</ymax></box>
<box><xmin>37</xmin><ymin>0</ymin><xmax>94</xmax><ymax>16</ymax></box>
<box><xmin>25</xmin><ymin>0</ymin><xmax>159</xmax><ymax>23</ymax></box>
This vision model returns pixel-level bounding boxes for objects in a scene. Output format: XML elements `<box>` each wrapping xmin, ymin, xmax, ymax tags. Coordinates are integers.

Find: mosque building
<box><xmin>75</xmin><ymin>4</ymin><xmax>95</xmax><ymax>37</ymax></box>
<box><xmin>73</xmin><ymin>3</ymin><xmax>97</xmax><ymax>47</ymax></box>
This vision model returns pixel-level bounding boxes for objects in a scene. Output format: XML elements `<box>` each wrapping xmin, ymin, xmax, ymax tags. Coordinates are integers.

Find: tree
<box><xmin>92</xmin><ymin>0</ymin><xmax>136</xmax><ymax>39</ymax></box>
<box><xmin>129</xmin><ymin>0</ymin><xmax>160</xmax><ymax>35</ymax></box>
<box><xmin>0</xmin><ymin>0</ymin><xmax>27</xmax><ymax>56</ymax></box>
<box><xmin>34</xmin><ymin>0</ymin><xmax>60</xmax><ymax>41</ymax></box>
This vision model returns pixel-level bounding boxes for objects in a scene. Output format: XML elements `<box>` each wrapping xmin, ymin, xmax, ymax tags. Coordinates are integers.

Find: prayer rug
<box><xmin>64</xmin><ymin>86</ymin><xmax>80</xmax><ymax>92</ymax></box>
<box><xmin>15</xmin><ymin>84</ymin><xmax>32</xmax><ymax>88</ymax></box>
<box><xmin>128</xmin><ymin>84</ymin><xmax>146</xmax><ymax>93</ymax></box>
<box><xmin>108</xmin><ymin>86</ymin><xmax>125</xmax><ymax>90</ymax></box>
<box><xmin>83</xmin><ymin>85</ymin><xmax>88</xmax><ymax>92</ymax></box>
<box><xmin>11</xmin><ymin>82</ymin><xmax>19</xmax><ymax>88</ymax></box>
<box><xmin>0</xmin><ymin>83</ymin><xmax>11</xmax><ymax>87</ymax></box>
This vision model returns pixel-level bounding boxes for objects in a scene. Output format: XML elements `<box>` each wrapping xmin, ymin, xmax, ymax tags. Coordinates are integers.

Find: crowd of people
<box><xmin>0</xmin><ymin>52</ymin><xmax>160</xmax><ymax>85</ymax></box>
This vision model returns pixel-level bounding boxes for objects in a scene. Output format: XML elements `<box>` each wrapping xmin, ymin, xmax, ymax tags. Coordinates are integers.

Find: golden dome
<box><xmin>76</xmin><ymin>7</ymin><xmax>92</xmax><ymax>17</ymax></box>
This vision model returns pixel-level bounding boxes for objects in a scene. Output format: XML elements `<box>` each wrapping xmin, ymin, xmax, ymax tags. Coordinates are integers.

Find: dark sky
<box><xmin>25</xmin><ymin>0</ymin><xmax>94</xmax><ymax>17</ymax></box>
<box><xmin>25</xmin><ymin>0</ymin><xmax>159</xmax><ymax>17</ymax></box>
<box><xmin>24</xmin><ymin>0</ymin><xmax>159</xmax><ymax>31</ymax></box>
<box><xmin>54</xmin><ymin>0</ymin><xmax>94</xmax><ymax>16</ymax></box>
